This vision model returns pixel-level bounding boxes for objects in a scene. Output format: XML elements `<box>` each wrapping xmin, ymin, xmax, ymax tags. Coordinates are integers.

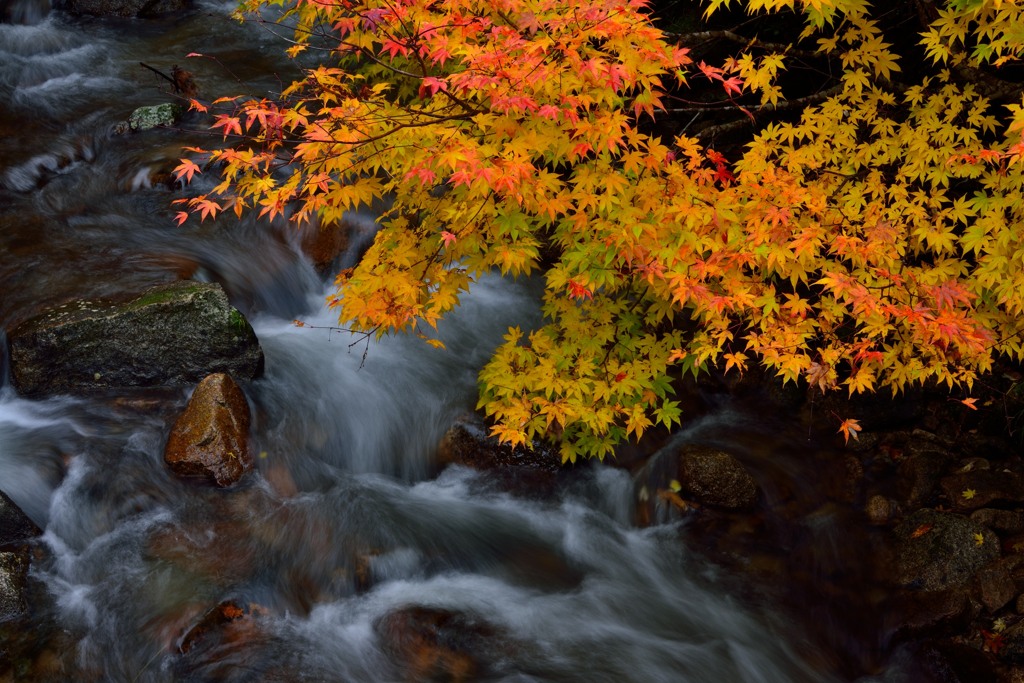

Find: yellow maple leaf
<box><xmin>962</xmin><ymin>488</ymin><xmax>977</xmax><ymax>500</ymax></box>
<box><xmin>974</xmin><ymin>532</ymin><xmax>984</xmax><ymax>546</ymax></box>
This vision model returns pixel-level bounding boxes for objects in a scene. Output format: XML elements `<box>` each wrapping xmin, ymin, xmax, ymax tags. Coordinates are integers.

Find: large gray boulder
<box><xmin>52</xmin><ymin>0</ymin><xmax>190</xmax><ymax>17</ymax></box>
<box><xmin>6</xmin><ymin>280</ymin><xmax>263</xmax><ymax>397</ymax></box>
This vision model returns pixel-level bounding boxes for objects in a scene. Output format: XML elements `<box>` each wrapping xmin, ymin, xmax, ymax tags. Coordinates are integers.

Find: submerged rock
<box><xmin>177</xmin><ymin>600</ymin><xmax>266</xmax><ymax>655</ymax></box>
<box><xmin>375</xmin><ymin>606</ymin><xmax>509</xmax><ymax>682</ymax></box>
<box><xmin>164</xmin><ymin>373</ymin><xmax>253</xmax><ymax>487</ymax></box>
<box><xmin>6</xmin><ymin>280</ymin><xmax>263</xmax><ymax>397</ymax></box>
<box><xmin>677</xmin><ymin>444</ymin><xmax>759</xmax><ymax>510</ymax></box>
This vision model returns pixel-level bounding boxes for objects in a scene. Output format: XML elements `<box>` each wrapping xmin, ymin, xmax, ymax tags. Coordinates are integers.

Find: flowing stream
<box><xmin>0</xmin><ymin>3</ymin><xmax>912</xmax><ymax>681</ymax></box>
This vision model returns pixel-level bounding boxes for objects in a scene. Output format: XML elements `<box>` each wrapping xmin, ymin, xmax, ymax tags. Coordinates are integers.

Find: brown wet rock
<box><xmin>677</xmin><ymin>444</ymin><xmax>759</xmax><ymax>510</ymax></box>
<box><xmin>375</xmin><ymin>606</ymin><xmax>509</xmax><ymax>683</ymax></box>
<box><xmin>146</xmin><ymin>520</ymin><xmax>260</xmax><ymax>586</ymax></box>
<box><xmin>940</xmin><ymin>470</ymin><xmax>1024</xmax><ymax>512</ymax></box>
<box><xmin>164</xmin><ymin>373</ymin><xmax>253</xmax><ymax>487</ymax></box>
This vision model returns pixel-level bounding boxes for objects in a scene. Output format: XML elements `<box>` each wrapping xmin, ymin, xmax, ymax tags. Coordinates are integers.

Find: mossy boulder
<box><xmin>6</xmin><ymin>280</ymin><xmax>263</xmax><ymax>397</ymax></box>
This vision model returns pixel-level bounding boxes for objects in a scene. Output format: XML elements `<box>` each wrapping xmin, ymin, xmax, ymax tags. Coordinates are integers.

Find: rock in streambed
<box><xmin>6</xmin><ymin>280</ymin><xmax>263</xmax><ymax>397</ymax></box>
<box><xmin>164</xmin><ymin>373</ymin><xmax>253</xmax><ymax>487</ymax></box>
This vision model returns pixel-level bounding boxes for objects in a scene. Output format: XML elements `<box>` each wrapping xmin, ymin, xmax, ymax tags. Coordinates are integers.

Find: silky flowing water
<box><xmin>0</xmin><ymin>3</ymin><xmax>918</xmax><ymax>681</ymax></box>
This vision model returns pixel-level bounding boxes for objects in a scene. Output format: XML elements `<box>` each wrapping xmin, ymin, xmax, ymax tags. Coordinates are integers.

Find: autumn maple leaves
<box><xmin>173</xmin><ymin>0</ymin><xmax>1024</xmax><ymax>458</ymax></box>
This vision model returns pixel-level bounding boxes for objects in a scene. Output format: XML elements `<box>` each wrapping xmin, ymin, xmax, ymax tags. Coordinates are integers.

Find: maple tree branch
<box><xmin>691</xmin><ymin>84</ymin><xmax>843</xmax><ymax>141</ymax></box>
<box><xmin>672</xmin><ymin>29</ymin><xmax>826</xmax><ymax>60</ymax></box>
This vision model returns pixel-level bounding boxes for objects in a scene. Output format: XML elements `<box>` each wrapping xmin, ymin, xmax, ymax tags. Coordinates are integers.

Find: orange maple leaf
<box><xmin>910</xmin><ymin>523</ymin><xmax>934</xmax><ymax>538</ymax></box>
<box><xmin>960</xmin><ymin>397</ymin><xmax>979</xmax><ymax>410</ymax></box>
<box><xmin>173</xmin><ymin>159</ymin><xmax>201</xmax><ymax>184</ymax></box>
<box><xmin>837</xmin><ymin>417</ymin><xmax>862</xmax><ymax>444</ymax></box>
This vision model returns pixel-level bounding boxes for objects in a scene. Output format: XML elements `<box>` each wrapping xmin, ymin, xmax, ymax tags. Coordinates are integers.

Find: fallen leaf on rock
<box><xmin>910</xmin><ymin>523</ymin><xmax>934</xmax><ymax>538</ymax></box>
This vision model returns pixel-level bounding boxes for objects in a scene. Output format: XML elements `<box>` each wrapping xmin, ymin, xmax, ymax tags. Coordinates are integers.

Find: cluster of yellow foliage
<box><xmin>176</xmin><ymin>0</ymin><xmax>1024</xmax><ymax>461</ymax></box>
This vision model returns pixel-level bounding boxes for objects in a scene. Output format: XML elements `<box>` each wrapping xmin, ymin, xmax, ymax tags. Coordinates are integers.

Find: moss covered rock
<box><xmin>6</xmin><ymin>280</ymin><xmax>263</xmax><ymax>397</ymax></box>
